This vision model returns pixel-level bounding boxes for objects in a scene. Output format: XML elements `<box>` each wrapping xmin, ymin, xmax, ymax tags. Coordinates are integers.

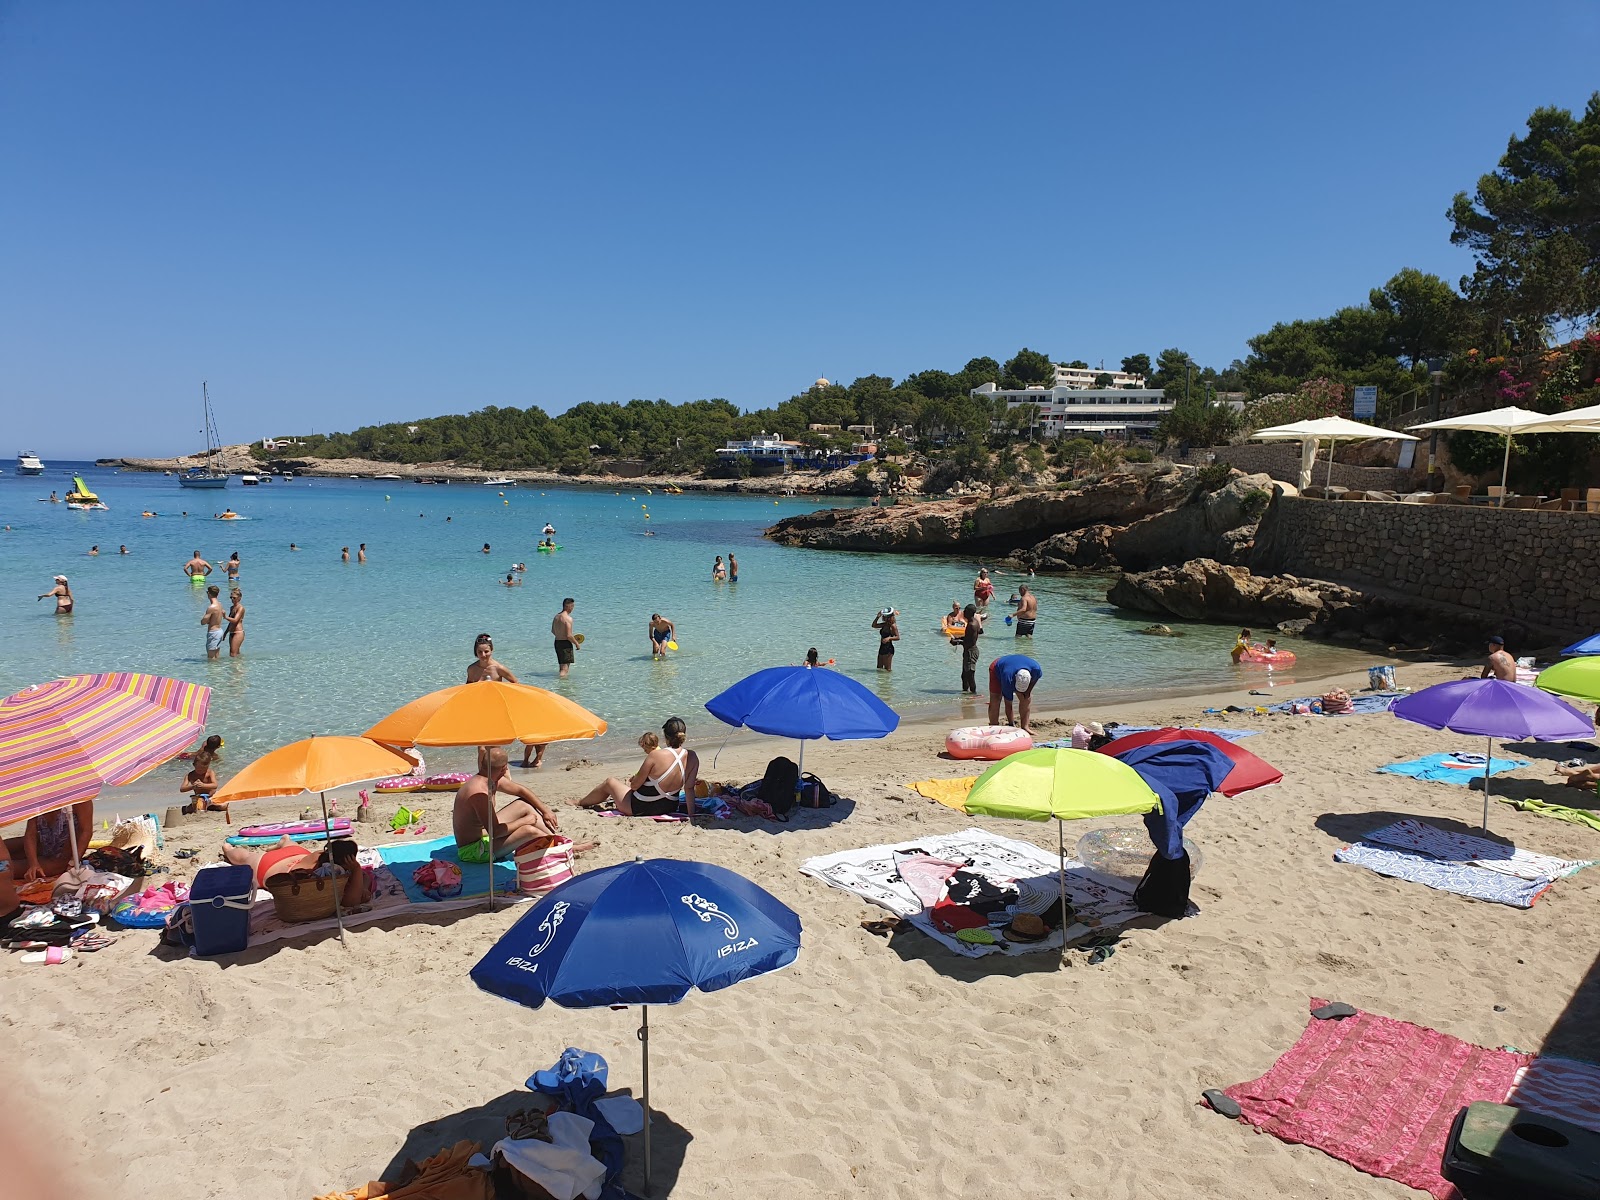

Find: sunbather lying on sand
<box><xmin>1556</xmin><ymin>763</ymin><xmax>1600</xmax><ymax>791</ymax></box>
<box><xmin>223</xmin><ymin>836</ymin><xmax>372</xmax><ymax>908</ymax></box>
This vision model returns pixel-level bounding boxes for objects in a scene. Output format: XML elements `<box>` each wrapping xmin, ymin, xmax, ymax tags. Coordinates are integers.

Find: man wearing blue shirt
<box><xmin>989</xmin><ymin>653</ymin><xmax>1042</xmax><ymax>732</ymax></box>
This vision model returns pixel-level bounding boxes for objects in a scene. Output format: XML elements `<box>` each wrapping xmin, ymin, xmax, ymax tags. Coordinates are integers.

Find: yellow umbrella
<box><xmin>211</xmin><ymin>735</ymin><xmax>419</xmax><ymax>944</ymax></box>
<box><xmin>1536</xmin><ymin>658</ymin><xmax>1600</xmax><ymax>705</ymax></box>
<box><xmin>935</xmin><ymin>748</ymin><xmax>1163</xmax><ymax>962</ymax></box>
<box><xmin>364</xmin><ymin>680</ymin><xmax>607</xmax><ymax>749</ymax></box>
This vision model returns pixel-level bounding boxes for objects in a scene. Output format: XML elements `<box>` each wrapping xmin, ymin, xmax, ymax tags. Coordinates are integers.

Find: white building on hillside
<box><xmin>1053</xmin><ymin>364</ymin><xmax>1148</xmax><ymax>390</ymax></box>
<box><xmin>971</xmin><ymin>381</ymin><xmax>1171</xmax><ymax>438</ymax></box>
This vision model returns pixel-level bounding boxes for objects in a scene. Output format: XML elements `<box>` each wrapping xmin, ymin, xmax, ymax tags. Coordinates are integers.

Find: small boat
<box><xmin>240</xmin><ymin>474</ymin><xmax>260</xmax><ymax>485</ymax></box>
<box><xmin>374</xmin><ymin>473</ymin><xmax>402</xmax><ymax>481</ymax></box>
<box><xmin>484</xmin><ymin>477</ymin><xmax>514</xmax><ymax>486</ymax></box>
<box><xmin>65</xmin><ymin>476</ymin><xmax>107</xmax><ymax>510</ymax></box>
<box><xmin>16</xmin><ymin>451</ymin><xmax>44</xmax><ymax>475</ymax></box>
<box><xmin>179</xmin><ymin>383</ymin><xmax>229</xmax><ymax>489</ymax></box>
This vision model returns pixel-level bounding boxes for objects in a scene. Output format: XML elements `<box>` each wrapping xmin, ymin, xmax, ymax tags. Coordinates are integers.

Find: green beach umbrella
<box><xmin>935</xmin><ymin>747</ymin><xmax>1163</xmax><ymax>961</ymax></box>
<box><xmin>1536</xmin><ymin>658</ymin><xmax>1600</xmax><ymax>705</ymax></box>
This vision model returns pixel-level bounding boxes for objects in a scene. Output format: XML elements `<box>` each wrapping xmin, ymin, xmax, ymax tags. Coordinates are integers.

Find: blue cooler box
<box><xmin>189</xmin><ymin>864</ymin><xmax>254</xmax><ymax>956</ymax></box>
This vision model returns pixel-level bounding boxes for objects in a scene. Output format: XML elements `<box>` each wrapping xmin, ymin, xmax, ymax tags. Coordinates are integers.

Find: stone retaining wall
<box><xmin>1250</xmin><ymin>495</ymin><xmax>1600</xmax><ymax>638</ymax></box>
<box><xmin>1178</xmin><ymin>443</ymin><xmax>1422</xmax><ymax>492</ymax></box>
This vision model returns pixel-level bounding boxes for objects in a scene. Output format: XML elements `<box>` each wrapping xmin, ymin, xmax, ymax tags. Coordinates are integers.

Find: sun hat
<box><xmin>54</xmin><ymin>575</ymin><xmax>67</xmax><ymax>582</ymax></box>
<box><xmin>879</xmin><ymin>607</ymin><xmax>895</xmax><ymax>617</ymax></box>
<box><xmin>1087</xmin><ymin>721</ymin><xmax>1105</xmax><ymax>737</ymax></box>
<box><xmin>1014</xmin><ymin>668</ymin><xmax>1033</xmax><ymax>691</ymax></box>
<box><xmin>1003</xmin><ymin>913</ymin><xmax>1049</xmax><ymax>942</ymax></box>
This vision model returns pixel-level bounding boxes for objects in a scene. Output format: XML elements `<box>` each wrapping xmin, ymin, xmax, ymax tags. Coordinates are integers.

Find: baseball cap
<box><xmin>54</xmin><ymin>574</ymin><xmax>67</xmax><ymax>582</ymax></box>
<box><xmin>1489</xmin><ymin>636</ymin><xmax>1505</xmax><ymax>645</ymax></box>
<box><xmin>1014</xmin><ymin>668</ymin><xmax>1034</xmax><ymax>691</ymax></box>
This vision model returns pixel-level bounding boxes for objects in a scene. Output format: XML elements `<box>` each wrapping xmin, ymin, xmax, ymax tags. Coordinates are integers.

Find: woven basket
<box><xmin>265</xmin><ymin>868</ymin><xmax>346</xmax><ymax>923</ymax></box>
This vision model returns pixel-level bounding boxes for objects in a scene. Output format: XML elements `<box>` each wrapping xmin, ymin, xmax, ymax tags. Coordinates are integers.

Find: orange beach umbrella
<box><xmin>364</xmin><ymin>680</ymin><xmax>607</xmax><ymax>749</ymax></box>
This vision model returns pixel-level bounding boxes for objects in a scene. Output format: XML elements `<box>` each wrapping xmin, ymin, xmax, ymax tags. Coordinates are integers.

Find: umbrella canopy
<box><xmin>472</xmin><ymin>859</ymin><xmax>801</xmax><ymax>1192</ymax></box>
<box><xmin>1392</xmin><ymin>679</ymin><xmax>1593</xmax><ymax>831</ymax></box>
<box><xmin>0</xmin><ymin>672</ymin><xmax>211</xmax><ymax>827</ymax></box>
<box><xmin>1104</xmin><ymin>741</ymin><xmax>1235</xmax><ymax>861</ymax></box>
<box><xmin>1097</xmin><ymin>727</ymin><xmax>1283</xmax><ymax>795</ymax></box>
<box><xmin>1251</xmin><ymin>417</ymin><xmax>1417</xmax><ymax>490</ymax></box>
<box><xmin>1561</xmin><ymin>632</ymin><xmax>1600</xmax><ymax>656</ymax></box>
<box><xmin>1408</xmin><ymin>406</ymin><xmax>1558</xmax><ymax>503</ymax></box>
<box><xmin>705</xmin><ymin>666</ymin><xmax>899</xmax><ymax>741</ymax></box>
<box><xmin>211</xmin><ymin>736</ymin><xmax>418</xmax><ymax>805</ymax></box>
<box><xmin>1521</xmin><ymin>402</ymin><xmax>1600</xmax><ymax>431</ymax></box>
<box><xmin>948</xmin><ymin>747</ymin><xmax>1162</xmax><ymax>822</ymax></box>
<box><xmin>365</xmin><ymin>679</ymin><xmax>607</xmax><ymax>748</ymax></box>
<box><xmin>1535</xmin><ymin>658</ymin><xmax>1600</xmax><ymax>705</ymax></box>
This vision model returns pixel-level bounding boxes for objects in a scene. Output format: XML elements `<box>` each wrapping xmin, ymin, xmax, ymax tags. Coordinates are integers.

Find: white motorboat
<box><xmin>17</xmin><ymin>451</ymin><xmax>44</xmax><ymax>475</ymax></box>
<box><xmin>240</xmin><ymin>474</ymin><xmax>260</xmax><ymax>485</ymax></box>
<box><xmin>484</xmin><ymin>477</ymin><xmax>515</xmax><ymax>486</ymax></box>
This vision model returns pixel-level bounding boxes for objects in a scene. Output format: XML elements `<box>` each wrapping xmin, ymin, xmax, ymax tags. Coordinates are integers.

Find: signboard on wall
<box><xmin>1353</xmin><ymin>386</ymin><xmax>1378</xmax><ymax>419</ymax></box>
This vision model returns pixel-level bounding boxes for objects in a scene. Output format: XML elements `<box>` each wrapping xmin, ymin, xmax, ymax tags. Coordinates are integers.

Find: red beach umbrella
<box><xmin>1095</xmin><ymin>728</ymin><xmax>1282</xmax><ymax>795</ymax></box>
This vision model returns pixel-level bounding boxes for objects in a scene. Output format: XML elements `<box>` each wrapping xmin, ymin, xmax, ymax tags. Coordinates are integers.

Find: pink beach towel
<box><xmin>1223</xmin><ymin>997</ymin><xmax>1531</xmax><ymax>1199</ymax></box>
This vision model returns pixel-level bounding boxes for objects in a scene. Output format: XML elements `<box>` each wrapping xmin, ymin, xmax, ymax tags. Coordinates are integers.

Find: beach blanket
<box><xmin>799</xmin><ymin>827</ymin><xmax>1158</xmax><ymax>959</ymax></box>
<box><xmin>1334</xmin><ymin>819</ymin><xmax>1591</xmax><ymax>908</ymax></box>
<box><xmin>1507</xmin><ymin>1056</ymin><xmax>1600</xmax><ymax>1135</ymax></box>
<box><xmin>1223</xmin><ymin>997</ymin><xmax>1532</xmax><ymax>1199</ymax></box>
<box><xmin>1110</xmin><ymin>725</ymin><xmax>1258</xmax><ymax>741</ymax></box>
<box><xmin>1377</xmin><ymin>752</ymin><xmax>1529</xmax><ymax>785</ymax></box>
<box><xmin>909</xmin><ymin>777</ymin><xmax>977</xmax><ymax>805</ymax></box>
<box><xmin>1269</xmin><ymin>692</ymin><xmax>1402</xmax><ymax>716</ymax></box>
<box><xmin>376</xmin><ymin>836</ymin><xmax>519</xmax><ymax>905</ymax></box>
<box><xmin>1499</xmin><ymin>795</ymin><xmax>1600</xmax><ymax>832</ymax></box>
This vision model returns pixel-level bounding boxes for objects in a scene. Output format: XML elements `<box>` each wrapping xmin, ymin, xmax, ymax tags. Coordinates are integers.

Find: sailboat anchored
<box><xmin>178</xmin><ymin>381</ymin><xmax>229</xmax><ymax>489</ymax></box>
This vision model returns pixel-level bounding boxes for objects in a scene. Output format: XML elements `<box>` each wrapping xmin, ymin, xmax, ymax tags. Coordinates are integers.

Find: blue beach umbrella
<box><xmin>471</xmin><ymin>858</ymin><xmax>802</xmax><ymax>1193</ymax></box>
<box><xmin>705</xmin><ymin>664</ymin><xmax>899</xmax><ymax>775</ymax></box>
<box><xmin>1562</xmin><ymin>632</ymin><xmax>1600</xmax><ymax>656</ymax></box>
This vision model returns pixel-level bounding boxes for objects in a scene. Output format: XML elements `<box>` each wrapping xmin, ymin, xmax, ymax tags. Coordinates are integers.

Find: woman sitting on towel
<box><xmin>222</xmin><ymin>836</ymin><xmax>372</xmax><ymax>909</ymax></box>
<box><xmin>573</xmin><ymin>716</ymin><xmax>700</xmax><ymax>817</ymax></box>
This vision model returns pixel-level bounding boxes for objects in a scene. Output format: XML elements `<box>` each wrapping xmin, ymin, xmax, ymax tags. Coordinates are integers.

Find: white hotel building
<box><xmin>971</xmin><ymin>365</ymin><xmax>1172</xmax><ymax>439</ymax></box>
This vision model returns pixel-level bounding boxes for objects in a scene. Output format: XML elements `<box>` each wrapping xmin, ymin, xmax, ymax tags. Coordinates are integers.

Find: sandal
<box><xmin>20</xmin><ymin>946</ymin><xmax>74</xmax><ymax>965</ymax></box>
<box><xmin>860</xmin><ymin>917</ymin><xmax>903</xmax><ymax>937</ymax></box>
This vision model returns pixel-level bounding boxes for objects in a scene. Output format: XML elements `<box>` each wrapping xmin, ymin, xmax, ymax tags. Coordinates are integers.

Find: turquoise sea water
<box><xmin>0</xmin><ymin>463</ymin><xmax>1365</xmax><ymax>759</ymax></box>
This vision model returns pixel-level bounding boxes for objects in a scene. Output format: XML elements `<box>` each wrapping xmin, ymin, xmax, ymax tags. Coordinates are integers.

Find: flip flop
<box><xmin>20</xmin><ymin>946</ymin><xmax>74</xmax><ymax>965</ymax></box>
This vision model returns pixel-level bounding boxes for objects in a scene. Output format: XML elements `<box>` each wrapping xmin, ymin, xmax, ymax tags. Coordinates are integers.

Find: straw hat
<box><xmin>1004</xmin><ymin>913</ymin><xmax>1049</xmax><ymax>942</ymax></box>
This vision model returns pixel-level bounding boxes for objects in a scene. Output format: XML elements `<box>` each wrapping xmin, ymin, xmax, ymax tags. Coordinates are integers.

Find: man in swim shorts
<box><xmin>988</xmin><ymin>653</ymin><xmax>1042</xmax><ymax>733</ymax></box>
<box><xmin>183</xmin><ymin>550</ymin><xmax>212</xmax><ymax>580</ymax></box>
<box><xmin>201</xmin><ymin>585</ymin><xmax>226</xmax><ymax>660</ymax></box>
<box><xmin>552</xmin><ymin>597</ymin><xmax>577</xmax><ymax>677</ymax></box>
<box><xmin>1014</xmin><ymin>584</ymin><xmax>1037</xmax><ymax>637</ymax></box>
<box><xmin>648</xmin><ymin>613</ymin><xmax>676</xmax><ymax>659</ymax></box>
<box><xmin>453</xmin><ymin>748</ymin><xmax>589</xmax><ymax>860</ymax></box>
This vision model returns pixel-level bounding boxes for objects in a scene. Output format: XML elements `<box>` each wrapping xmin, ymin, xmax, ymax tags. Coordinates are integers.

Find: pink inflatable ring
<box><xmin>945</xmin><ymin>726</ymin><xmax>1033</xmax><ymax>760</ymax></box>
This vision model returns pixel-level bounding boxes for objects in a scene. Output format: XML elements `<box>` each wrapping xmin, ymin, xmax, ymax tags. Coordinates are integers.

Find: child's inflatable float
<box><xmin>941</xmin><ymin>617</ymin><xmax>967</xmax><ymax>637</ymax></box>
<box><xmin>1235</xmin><ymin>645</ymin><xmax>1297</xmax><ymax>667</ymax></box>
<box><xmin>374</xmin><ymin>772</ymin><xmax>471</xmax><ymax>794</ymax></box>
<box><xmin>945</xmin><ymin>726</ymin><xmax>1033</xmax><ymax>760</ymax></box>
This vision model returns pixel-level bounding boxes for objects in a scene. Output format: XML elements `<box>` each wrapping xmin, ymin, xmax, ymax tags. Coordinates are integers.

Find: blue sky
<box><xmin>3</xmin><ymin>2</ymin><xmax>1597</xmax><ymax>458</ymax></box>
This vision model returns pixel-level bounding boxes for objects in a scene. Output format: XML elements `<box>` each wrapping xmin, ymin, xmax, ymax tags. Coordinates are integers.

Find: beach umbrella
<box><xmin>704</xmin><ymin>665</ymin><xmax>899</xmax><ymax>775</ymax></box>
<box><xmin>1407</xmin><ymin>406</ymin><xmax>1555</xmax><ymax>505</ymax></box>
<box><xmin>1251</xmin><ymin>416</ymin><xmax>1418</xmax><ymax>490</ymax></box>
<box><xmin>365</xmin><ymin>680</ymin><xmax>607</xmax><ymax>909</ymax></box>
<box><xmin>1097</xmin><ymin>727</ymin><xmax>1283</xmax><ymax>795</ymax></box>
<box><xmin>1561</xmin><ymin>632</ymin><xmax>1600</xmax><ymax>656</ymax></box>
<box><xmin>1535</xmin><ymin>658</ymin><xmax>1600</xmax><ymax>705</ymax></box>
<box><xmin>932</xmin><ymin>747</ymin><xmax>1162</xmax><ymax>958</ymax></box>
<box><xmin>471</xmin><ymin>858</ymin><xmax>801</xmax><ymax>1194</ymax></box>
<box><xmin>1391</xmin><ymin>679</ymin><xmax>1593</xmax><ymax>830</ymax></box>
<box><xmin>1097</xmin><ymin>743</ymin><xmax>1234</xmax><ymax>915</ymax></box>
<box><xmin>209</xmin><ymin>735</ymin><xmax>419</xmax><ymax>944</ymax></box>
<box><xmin>0</xmin><ymin>673</ymin><xmax>212</xmax><ymax>860</ymax></box>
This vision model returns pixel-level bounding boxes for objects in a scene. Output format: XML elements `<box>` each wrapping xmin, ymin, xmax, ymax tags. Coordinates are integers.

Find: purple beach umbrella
<box><xmin>1391</xmin><ymin>679</ymin><xmax>1594</xmax><ymax>830</ymax></box>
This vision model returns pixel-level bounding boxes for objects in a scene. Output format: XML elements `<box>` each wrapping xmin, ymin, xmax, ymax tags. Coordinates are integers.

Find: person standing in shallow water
<box><xmin>728</xmin><ymin>553</ymin><xmax>739</xmax><ymax>582</ymax></box>
<box><xmin>958</xmin><ymin>603</ymin><xmax>983</xmax><ymax>694</ymax></box>
<box><xmin>226</xmin><ymin>588</ymin><xmax>246</xmax><ymax>656</ymax></box>
<box><xmin>201</xmin><ymin>585</ymin><xmax>226</xmax><ymax>660</ymax></box>
<box><xmin>552</xmin><ymin>598</ymin><xmax>577</xmax><ymax>678</ymax></box>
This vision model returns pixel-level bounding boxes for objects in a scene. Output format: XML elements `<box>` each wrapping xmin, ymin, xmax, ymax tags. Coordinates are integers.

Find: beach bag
<box><xmin>1133</xmin><ymin>851</ymin><xmax>1192</xmax><ymax>918</ymax></box>
<box><xmin>758</xmin><ymin>756</ymin><xmax>800</xmax><ymax>816</ymax></box>
<box><xmin>797</xmin><ymin>772</ymin><xmax>838</xmax><ymax>809</ymax></box>
<box><xmin>515</xmin><ymin>836</ymin><xmax>575</xmax><ymax>898</ymax></box>
<box><xmin>1368</xmin><ymin>665</ymin><xmax>1397</xmax><ymax>691</ymax></box>
<box><xmin>1321</xmin><ymin>687</ymin><xmax>1353</xmax><ymax>715</ymax></box>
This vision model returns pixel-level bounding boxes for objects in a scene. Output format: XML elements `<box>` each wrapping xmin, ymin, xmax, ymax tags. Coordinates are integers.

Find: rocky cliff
<box><xmin>1105</xmin><ymin>559</ymin><xmax>1358</xmax><ymax>624</ymax></box>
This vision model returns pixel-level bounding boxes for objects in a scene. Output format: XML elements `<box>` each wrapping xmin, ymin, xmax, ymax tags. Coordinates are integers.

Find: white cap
<box><xmin>54</xmin><ymin>575</ymin><xmax>67</xmax><ymax>582</ymax></box>
<box><xmin>1014</xmin><ymin>668</ymin><xmax>1033</xmax><ymax>692</ymax></box>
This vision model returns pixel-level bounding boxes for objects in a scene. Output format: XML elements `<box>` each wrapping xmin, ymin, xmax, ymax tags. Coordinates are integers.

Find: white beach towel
<box><xmin>800</xmin><ymin>827</ymin><xmax>1150</xmax><ymax>959</ymax></box>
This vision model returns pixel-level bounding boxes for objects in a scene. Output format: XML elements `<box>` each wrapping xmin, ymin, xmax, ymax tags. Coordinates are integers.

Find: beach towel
<box><xmin>1223</xmin><ymin>997</ymin><xmax>1532</xmax><ymax>1199</ymax></box>
<box><xmin>1507</xmin><ymin>1056</ymin><xmax>1600</xmax><ymax>1135</ymax></box>
<box><xmin>1334</xmin><ymin>819</ymin><xmax>1591</xmax><ymax>908</ymax></box>
<box><xmin>1109</xmin><ymin>725</ymin><xmax>1259</xmax><ymax>741</ymax></box>
<box><xmin>1498</xmin><ymin>795</ymin><xmax>1600</xmax><ymax>833</ymax></box>
<box><xmin>909</xmin><ymin>777</ymin><xmax>977</xmax><ymax>805</ymax></box>
<box><xmin>376</xmin><ymin>836</ymin><xmax>519</xmax><ymax>905</ymax></box>
<box><xmin>1377</xmin><ymin>752</ymin><xmax>1529</xmax><ymax>785</ymax></box>
<box><xmin>1269</xmin><ymin>692</ymin><xmax>1402</xmax><ymax>716</ymax></box>
<box><xmin>800</xmin><ymin>827</ymin><xmax>1159</xmax><ymax>958</ymax></box>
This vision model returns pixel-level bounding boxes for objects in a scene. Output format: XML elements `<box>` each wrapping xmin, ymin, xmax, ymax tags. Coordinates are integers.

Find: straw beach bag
<box><xmin>266</xmin><ymin>867</ymin><xmax>346</xmax><ymax>923</ymax></box>
<box><xmin>515</xmin><ymin>836</ymin><xmax>575</xmax><ymax>898</ymax></box>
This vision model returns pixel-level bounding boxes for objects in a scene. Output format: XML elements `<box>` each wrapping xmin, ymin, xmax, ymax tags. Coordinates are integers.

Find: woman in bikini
<box><xmin>574</xmin><ymin>716</ymin><xmax>700</xmax><ymax>817</ymax></box>
<box><xmin>871</xmin><ymin>607</ymin><xmax>900</xmax><ymax>671</ymax></box>
<box><xmin>467</xmin><ymin>634</ymin><xmax>544</xmax><ymax>769</ymax></box>
<box><xmin>222</xmin><ymin>836</ymin><xmax>372</xmax><ymax>909</ymax></box>
<box><xmin>225</xmin><ymin>588</ymin><xmax>245</xmax><ymax>656</ymax></box>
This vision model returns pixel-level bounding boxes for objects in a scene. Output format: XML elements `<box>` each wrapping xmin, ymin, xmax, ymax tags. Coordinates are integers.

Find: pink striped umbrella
<box><xmin>0</xmin><ymin>673</ymin><xmax>212</xmax><ymax>827</ymax></box>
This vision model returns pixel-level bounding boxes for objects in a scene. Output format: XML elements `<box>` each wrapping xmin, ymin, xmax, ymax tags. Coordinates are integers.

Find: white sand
<box><xmin>6</xmin><ymin>661</ymin><xmax>1600</xmax><ymax>1199</ymax></box>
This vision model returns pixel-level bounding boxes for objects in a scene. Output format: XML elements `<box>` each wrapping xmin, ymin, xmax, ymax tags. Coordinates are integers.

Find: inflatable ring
<box><xmin>421</xmin><ymin>772</ymin><xmax>471</xmax><ymax>792</ymax></box>
<box><xmin>945</xmin><ymin>726</ymin><xmax>1033</xmax><ymax>760</ymax></box>
<box><xmin>374</xmin><ymin>777</ymin><xmax>426</xmax><ymax>793</ymax></box>
<box><xmin>1236</xmin><ymin>648</ymin><xmax>1297</xmax><ymax>666</ymax></box>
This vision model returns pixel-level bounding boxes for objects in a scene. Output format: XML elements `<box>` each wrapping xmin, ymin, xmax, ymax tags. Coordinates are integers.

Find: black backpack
<box><xmin>758</xmin><ymin>756</ymin><xmax>800</xmax><ymax>816</ymax></box>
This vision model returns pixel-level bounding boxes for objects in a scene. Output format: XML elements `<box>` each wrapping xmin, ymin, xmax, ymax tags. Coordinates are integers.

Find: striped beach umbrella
<box><xmin>0</xmin><ymin>673</ymin><xmax>211</xmax><ymax>827</ymax></box>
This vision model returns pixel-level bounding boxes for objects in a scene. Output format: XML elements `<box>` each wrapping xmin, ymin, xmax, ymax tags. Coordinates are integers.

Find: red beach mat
<box><xmin>1223</xmin><ymin>998</ymin><xmax>1531</xmax><ymax>1198</ymax></box>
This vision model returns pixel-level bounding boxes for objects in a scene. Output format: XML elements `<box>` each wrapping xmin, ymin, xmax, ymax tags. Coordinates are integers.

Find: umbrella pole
<box><xmin>69</xmin><ymin>809</ymin><xmax>80</xmax><ymax>865</ymax></box>
<box><xmin>1483</xmin><ymin>735</ymin><xmax>1493</xmax><ymax>832</ymax></box>
<box><xmin>639</xmin><ymin>1004</ymin><xmax>653</xmax><ymax>1194</ymax></box>
<box><xmin>1325</xmin><ymin>437</ymin><xmax>1336</xmax><ymax>489</ymax></box>
<box><xmin>1057</xmin><ymin>819</ymin><xmax>1069</xmax><ymax>969</ymax></box>
<box><xmin>322</xmin><ymin>791</ymin><xmax>345</xmax><ymax>947</ymax></box>
<box><xmin>486</xmin><ymin>790</ymin><xmax>496</xmax><ymax>912</ymax></box>
<box><xmin>1500</xmin><ymin>435</ymin><xmax>1512</xmax><ymax>506</ymax></box>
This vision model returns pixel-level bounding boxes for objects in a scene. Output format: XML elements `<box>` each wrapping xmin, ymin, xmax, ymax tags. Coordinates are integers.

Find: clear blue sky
<box><xmin>3</xmin><ymin>1</ymin><xmax>1596</xmax><ymax>458</ymax></box>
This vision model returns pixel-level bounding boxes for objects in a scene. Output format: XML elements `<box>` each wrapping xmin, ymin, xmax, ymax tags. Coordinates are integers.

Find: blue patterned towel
<box><xmin>1377</xmin><ymin>752</ymin><xmax>1529</xmax><ymax>785</ymax></box>
<box><xmin>1335</xmin><ymin>819</ymin><xmax>1592</xmax><ymax>908</ymax></box>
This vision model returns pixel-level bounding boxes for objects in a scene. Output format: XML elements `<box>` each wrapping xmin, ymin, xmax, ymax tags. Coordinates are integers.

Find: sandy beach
<box><xmin>7</xmin><ymin>659</ymin><xmax>1600</xmax><ymax>1199</ymax></box>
